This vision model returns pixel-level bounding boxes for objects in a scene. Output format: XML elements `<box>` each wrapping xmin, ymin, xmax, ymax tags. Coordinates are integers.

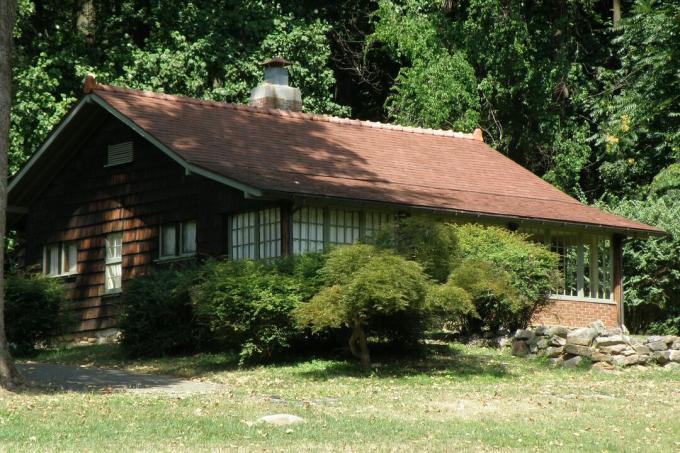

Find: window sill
<box><xmin>102</xmin><ymin>290</ymin><xmax>122</xmax><ymax>298</ymax></box>
<box><xmin>549</xmin><ymin>295</ymin><xmax>616</xmax><ymax>305</ymax></box>
<box><xmin>45</xmin><ymin>273</ymin><xmax>78</xmax><ymax>281</ymax></box>
<box><xmin>154</xmin><ymin>254</ymin><xmax>197</xmax><ymax>264</ymax></box>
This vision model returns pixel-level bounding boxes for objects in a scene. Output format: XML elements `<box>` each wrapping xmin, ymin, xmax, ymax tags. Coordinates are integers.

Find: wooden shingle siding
<box><xmin>22</xmin><ymin>115</ymin><xmax>266</xmax><ymax>334</ymax></box>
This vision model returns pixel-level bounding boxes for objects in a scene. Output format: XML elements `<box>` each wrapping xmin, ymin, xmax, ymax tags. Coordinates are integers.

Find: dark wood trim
<box><xmin>612</xmin><ymin>234</ymin><xmax>624</xmax><ymax>328</ymax></box>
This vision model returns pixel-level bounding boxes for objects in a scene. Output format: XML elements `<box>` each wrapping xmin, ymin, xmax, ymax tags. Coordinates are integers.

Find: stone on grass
<box><xmin>547</xmin><ymin>326</ymin><xmax>569</xmax><ymax>338</ymax></box>
<box><xmin>567</xmin><ymin>328</ymin><xmax>598</xmax><ymax>346</ymax></box>
<box><xmin>590</xmin><ymin>351</ymin><xmax>611</xmax><ymax>363</ymax></box>
<box><xmin>594</xmin><ymin>335</ymin><xmax>626</xmax><ymax>348</ymax></box>
<box><xmin>562</xmin><ymin>356</ymin><xmax>583</xmax><ymax>368</ymax></box>
<box><xmin>511</xmin><ymin>340</ymin><xmax>529</xmax><ymax>357</ymax></box>
<box><xmin>592</xmin><ymin>361</ymin><xmax>614</xmax><ymax>371</ymax></box>
<box><xmin>653</xmin><ymin>351</ymin><xmax>671</xmax><ymax>365</ymax></box>
<box><xmin>256</xmin><ymin>414</ymin><xmax>306</xmax><ymax>426</ymax></box>
<box><xmin>647</xmin><ymin>340</ymin><xmax>668</xmax><ymax>352</ymax></box>
<box><xmin>548</xmin><ymin>357</ymin><xmax>563</xmax><ymax>367</ymax></box>
<box><xmin>514</xmin><ymin>329</ymin><xmax>534</xmax><ymax>341</ymax></box>
<box><xmin>611</xmin><ymin>355</ymin><xmax>640</xmax><ymax>367</ymax></box>
<box><xmin>664</xmin><ymin>362</ymin><xmax>680</xmax><ymax>370</ymax></box>
<box><xmin>564</xmin><ymin>344</ymin><xmax>593</xmax><ymax>358</ymax></box>
<box><xmin>545</xmin><ymin>346</ymin><xmax>564</xmax><ymax>358</ymax></box>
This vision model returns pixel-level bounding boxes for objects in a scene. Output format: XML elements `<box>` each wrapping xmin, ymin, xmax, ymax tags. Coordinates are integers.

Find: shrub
<box><xmin>119</xmin><ymin>265</ymin><xmax>208</xmax><ymax>357</ymax></box>
<box><xmin>453</xmin><ymin>224</ymin><xmax>560</xmax><ymax>332</ymax></box>
<box><xmin>5</xmin><ymin>273</ymin><xmax>69</xmax><ymax>355</ymax></box>
<box><xmin>370</xmin><ymin>215</ymin><xmax>458</xmax><ymax>282</ymax></box>
<box><xmin>294</xmin><ymin>244</ymin><xmax>432</xmax><ymax>369</ymax></box>
<box><xmin>191</xmin><ymin>259</ymin><xmax>306</xmax><ymax>365</ymax></box>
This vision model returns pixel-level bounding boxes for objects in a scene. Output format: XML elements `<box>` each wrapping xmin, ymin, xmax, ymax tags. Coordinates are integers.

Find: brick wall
<box><xmin>531</xmin><ymin>299</ymin><xmax>619</xmax><ymax>328</ymax></box>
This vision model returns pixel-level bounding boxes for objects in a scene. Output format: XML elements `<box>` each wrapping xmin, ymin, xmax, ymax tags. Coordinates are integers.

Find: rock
<box><xmin>547</xmin><ymin>326</ymin><xmax>569</xmax><ymax>338</ymax></box>
<box><xmin>529</xmin><ymin>344</ymin><xmax>538</xmax><ymax>354</ymax></box>
<box><xmin>653</xmin><ymin>351</ymin><xmax>671</xmax><ymax>365</ymax></box>
<box><xmin>536</xmin><ymin>338</ymin><xmax>548</xmax><ymax>350</ymax></box>
<box><xmin>637</xmin><ymin>355</ymin><xmax>651</xmax><ymax>365</ymax></box>
<box><xmin>594</xmin><ymin>335</ymin><xmax>626</xmax><ymax>348</ymax></box>
<box><xmin>670</xmin><ymin>350</ymin><xmax>680</xmax><ymax>363</ymax></box>
<box><xmin>534</xmin><ymin>326</ymin><xmax>549</xmax><ymax>336</ymax></box>
<box><xmin>599</xmin><ymin>344</ymin><xmax>628</xmax><ymax>354</ymax></box>
<box><xmin>602</xmin><ymin>328</ymin><xmax>623</xmax><ymax>337</ymax></box>
<box><xmin>545</xmin><ymin>346</ymin><xmax>564</xmax><ymax>358</ymax></box>
<box><xmin>514</xmin><ymin>329</ymin><xmax>535</xmax><ymax>341</ymax></box>
<box><xmin>549</xmin><ymin>335</ymin><xmax>567</xmax><ymax>347</ymax></box>
<box><xmin>664</xmin><ymin>362</ymin><xmax>680</xmax><ymax>370</ymax></box>
<box><xmin>567</xmin><ymin>328</ymin><xmax>598</xmax><ymax>346</ymax></box>
<box><xmin>611</xmin><ymin>354</ymin><xmax>640</xmax><ymax>367</ymax></box>
<box><xmin>592</xmin><ymin>361</ymin><xmax>615</xmax><ymax>371</ymax></box>
<box><xmin>590</xmin><ymin>320</ymin><xmax>606</xmax><ymax>335</ymax></box>
<box><xmin>672</xmin><ymin>341</ymin><xmax>680</xmax><ymax>351</ymax></box>
<box><xmin>564</xmin><ymin>344</ymin><xmax>593</xmax><ymax>358</ymax></box>
<box><xmin>548</xmin><ymin>357</ymin><xmax>563</xmax><ymax>367</ymax></box>
<box><xmin>256</xmin><ymin>414</ymin><xmax>306</xmax><ymax>426</ymax></box>
<box><xmin>562</xmin><ymin>356</ymin><xmax>583</xmax><ymax>368</ymax></box>
<box><xmin>633</xmin><ymin>344</ymin><xmax>651</xmax><ymax>355</ymax></box>
<box><xmin>647</xmin><ymin>340</ymin><xmax>668</xmax><ymax>352</ymax></box>
<box><xmin>621</xmin><ymin>347</ymin><xmax>636</xmax><ymax>356</ymax></box>
<box><xmin>591</xmin><ymin>351</ymin><xmax>611</xmax><ymax>363</ymax></box>
<box><xmin>511</xmin><ymin>340</ymin><xmax>530</xmax><ymax>357</ymax></box>
<box><xmin>496</xmin><ymin>336</ymin><xmax>513</xmax><ymax>348</ymax></box>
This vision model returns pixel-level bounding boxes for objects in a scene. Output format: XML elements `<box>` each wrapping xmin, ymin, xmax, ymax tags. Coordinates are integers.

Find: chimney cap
<box><xmin>83</xmin><ymin>73</ymin><xmax>97</xmax><ymax>93</ymax></box>
<box><xmin>261</xmin><ymin>56</ymin><xmax>291</xmax><ymax>67</ymax></box>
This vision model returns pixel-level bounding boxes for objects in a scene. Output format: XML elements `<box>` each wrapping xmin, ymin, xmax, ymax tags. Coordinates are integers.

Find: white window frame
<box><xmin>521</xmin><ymin>228</ymin><xmax>614</xmax><ymax>304</ymax></box>
<box><xmin>43</xmin><ymin>241</ymin><xmax>78</xmax><ymax>277</ymax></box>
<box><xmin>230</xmin><ymin>208</ymin><xmax>282</xmax><ymax>260</ymax></box>
<box><xmin>105</xmin><ymin>232</ymin><xmax>123</xmax><ymax>294</ymax></box>
<box><xmin>158</xmin><ymin>221</ymin><xmax>197</xmax><ymax>260</ymax></box>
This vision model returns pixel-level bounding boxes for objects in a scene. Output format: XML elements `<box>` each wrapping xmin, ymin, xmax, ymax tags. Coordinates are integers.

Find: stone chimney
<box><xmin>249</xmin><ymin>57</ymin><xmax>302</xmax><ymax>111</ymax></box>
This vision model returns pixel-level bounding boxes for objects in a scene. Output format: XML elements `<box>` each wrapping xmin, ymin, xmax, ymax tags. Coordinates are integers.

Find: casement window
<box><xmin>230</xmin><ymin>208</ymin><xmax>281</xmax><ymax>260</ymax></box>
<box><xmin>521</xmin><ymin>228</ymin><xmax>614</xmax><ymax>303</ymax></box>
<box><xmin>159</xmin><ymin>221</ymin><xmax>197</xmax><ymax>259</ymax></box>
<box><xmin>292</xmin><ymin>207</ymin><xmax>394</xmax><ymax>255</ymax></box>
<box><xmin>43</xmin><ymin>241</ymin><xmax>78</xmax><ymax>277</ymax></box>
<box><xmin>106</xmin><ymin>142</ymin><xmax>133</xmax><ymax>166</ymax></box>
<box><xmin>105</xmin><ymin>232</ymin><xmax>123</xmax><ymax>293</ymax></box>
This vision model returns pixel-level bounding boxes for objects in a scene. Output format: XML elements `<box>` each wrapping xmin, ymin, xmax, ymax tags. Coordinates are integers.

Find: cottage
<box><xmin>8</xmin><ymin>60</ymin><xmax>662</xmax><ymax>339</ymax></box>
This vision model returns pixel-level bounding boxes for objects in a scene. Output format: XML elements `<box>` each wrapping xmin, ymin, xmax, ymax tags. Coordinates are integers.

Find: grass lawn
<box><xmin>1</xmin><ymin>343</ymin><xmax>679</xmax><ymax>452</ymax></box>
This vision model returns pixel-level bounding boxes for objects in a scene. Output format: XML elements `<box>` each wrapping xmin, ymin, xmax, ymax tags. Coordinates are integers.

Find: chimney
<box><xmin>249</xmin><ymin>57</ymin><xmax>302</xmax><ymax>111</ymax></box>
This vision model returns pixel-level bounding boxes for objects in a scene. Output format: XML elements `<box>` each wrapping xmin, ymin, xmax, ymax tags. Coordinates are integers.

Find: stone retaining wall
<box><xmin>511</xmin><ymin>320</ymin><xmax>680</xmax><ymax>370</ymax></box>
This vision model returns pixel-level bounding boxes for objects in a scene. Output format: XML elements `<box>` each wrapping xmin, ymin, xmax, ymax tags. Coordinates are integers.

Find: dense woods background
<box><xmin>8</xmin><ymin>0</ymin><xmax>680</xmax><ymax>332</ymax></box>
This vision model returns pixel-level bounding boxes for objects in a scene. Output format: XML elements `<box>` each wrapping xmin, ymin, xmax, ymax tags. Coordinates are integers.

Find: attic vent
<box><xmin>106</xmin><ymin>142</ymin><xmax>133</xmax><ymax>166</ymax></box>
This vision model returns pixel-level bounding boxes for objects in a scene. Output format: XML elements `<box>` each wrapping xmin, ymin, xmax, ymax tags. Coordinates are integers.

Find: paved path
<box><xmin>17</xmin><ymin>362</ymin><xmax>223</xmax><ymax>394</ymax></box>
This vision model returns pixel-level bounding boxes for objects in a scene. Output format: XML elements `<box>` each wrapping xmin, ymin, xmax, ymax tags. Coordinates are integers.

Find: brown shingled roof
<box><xmin>90</xmin><ymin>84</ymin><xmax>660</xmax><ymax>235</ymax></box>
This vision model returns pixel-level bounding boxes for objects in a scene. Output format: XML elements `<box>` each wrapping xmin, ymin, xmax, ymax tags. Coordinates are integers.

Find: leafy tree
<box><xmin>294</xmin><ymin>244</ymin><xmax>431</xmax><ymax>370</ymax></box>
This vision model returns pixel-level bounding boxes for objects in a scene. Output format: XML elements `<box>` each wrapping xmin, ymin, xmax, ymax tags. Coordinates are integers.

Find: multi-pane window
<box><xmin>292</xmin><ymin>207</ymin><xmax>325</xmax><ymax>255</ymax></box>
<box><xmin>550</xmin><ymin>233</ymin><xmax>613</xmax><ymax>302</ymax></box>
<box><xmin>364</xmin><ymin>212</ymin><xmax>393</xmax><ymax>238</ymax></box>
<box><xmin>105</xmin><ymin>233</ymin><xmax>123</xmax><ymax>293</ymax></box>
<box><xmin>230</xmin><ymin>208</ymin><xmax>281</xmax><ymax>260</ymax></box>
<box><xmin>328</xmin><ymin>209</ymin><xmax>360</xmax><ymax>245</ymax></box>
<box><xmin>159</xmin><ymin>221</ymin><xmax>197</xmax><ymax>259</ymax></box>
<box><xmin>43</xmin><ymin>241</ymin><xmax>78</xmax><ymax>276</ymax></box>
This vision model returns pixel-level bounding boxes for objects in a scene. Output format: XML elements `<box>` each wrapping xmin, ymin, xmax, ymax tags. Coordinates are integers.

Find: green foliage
<box><xmin>607</xmin><ymin>192</ymin><xmax>680</xmax><ymax>333</ymax></box>
<box><xmin>119</xmin><ymin>266</ymin><xmax>208</xmax><ymax>358</ymax></box>
<box><xmin>4</xmin><ymin>273</ymin><xmax>69</xmax><ymax>355</ymax></box>
<box><xmin>370</xmin><ymin>215</ymin><xmax>458</xmax><ymax>282</ymax></box>
<box><xmin>453</xmin><ymin>224</ymin><xmax>560</xmax><ymax>332</ymax></box>
<box><xmin>191</xmin><ymin>259</ymin><xmax>307</xmax><ymax>365</ymax></box>
<box><xmin>294</xmin><ymin>244</ymin><xmax>433</xmax><ymax>353</ymax></box>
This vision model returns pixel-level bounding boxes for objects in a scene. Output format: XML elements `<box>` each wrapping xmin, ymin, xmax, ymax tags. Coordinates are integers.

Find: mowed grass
<box><xmin>2</xmin><ymin>343</ymin><xmax>679</xmax><ymax>452</ymax></box>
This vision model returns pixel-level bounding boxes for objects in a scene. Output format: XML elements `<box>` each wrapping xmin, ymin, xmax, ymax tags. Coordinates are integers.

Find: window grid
<box><xmin>43</xmin><ymin>241</ymin><xmax>78</xmax><ymax>276</ymax></box>
<box><xmin>105</xmin><ymin>233</ymin><xmax>123</xmax><ymax>293</ymax></box>
<box><xmin>364</xmin><ymin>212</ymin><xmax>393</xmax><ymax>238</ymax></box>
<box><xmin>231</xmin><ymin>211</ymin><xmax>257</xmax><ymax>260</ymax></box>
<box><xmin>259</xmin><ymin>208</ymin><xmax>281</xmax><ymax>259</ymax></box>
<box><xmin>292</xmin><ymin>207</ymin><xmax>325</xmax><ymax>255</ymax></box>
<box><xmin>328</xmin><ymin>209</ymin><xmax>360</xmax><ymax>245</ymax></box>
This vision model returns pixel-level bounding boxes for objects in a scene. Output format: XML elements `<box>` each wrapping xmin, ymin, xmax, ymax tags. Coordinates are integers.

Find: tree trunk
<box><xmin>348</xmin><ymin>320</ymin><xmax>371</xmax><ymax>371</ymax></box>
<box><xmin>0</xmin><ymin>0</ymin><xmax>23</xmax><ymax>391</ymax></box>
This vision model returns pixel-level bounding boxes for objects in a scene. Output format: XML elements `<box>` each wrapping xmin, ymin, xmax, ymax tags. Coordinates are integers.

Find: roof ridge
<box><xmin>91</xmin><ymin>83</ymin><xmax>479</xmax><ymax>140</ymax></box>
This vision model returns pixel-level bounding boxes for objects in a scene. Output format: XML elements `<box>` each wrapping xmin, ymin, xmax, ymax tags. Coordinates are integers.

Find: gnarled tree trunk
<box><xmin>0</xmin><ymin>0</ymin><xmax>23</xmax><ymax>391</ymax></box>
<box><xmin>348</xmin><ymin>320</ymin><xmax>371</xmax><ymax>371</ymax></box>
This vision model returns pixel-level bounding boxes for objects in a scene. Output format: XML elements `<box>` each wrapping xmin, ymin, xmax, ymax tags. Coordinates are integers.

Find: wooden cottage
<box><xmin>7</xmin><ymin>63</ymin><xmax>663</xmax><ymax>340</ymax></box>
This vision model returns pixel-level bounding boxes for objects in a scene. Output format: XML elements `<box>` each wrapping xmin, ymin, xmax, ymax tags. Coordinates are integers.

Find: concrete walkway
<box><xmin>17</xmin><ymin>362</ymin><xmax>223</xmax><ymax>394</ymax></box>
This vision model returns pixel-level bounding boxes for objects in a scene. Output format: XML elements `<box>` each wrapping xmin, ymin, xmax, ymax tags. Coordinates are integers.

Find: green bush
<box><xmin>294</xmin><ymin>244</ymin><xmax>433</xmax><ymax>369</ymax></box>
<box><xmin>5</xmin><ymin>273</ymin><xmax>69</xmax><ymax>355</ymax></box>
<box><xmin>119</xmin><ymin>265</ymin><xmax>208</xmax><ymax>357</ymax></box>
<box><xmin>370</xmin><ymin>215</ymin><xmax>458</xmax><ymax>282</ymax></box>
<box><xmin>453</xmin><ymin>224</ymin><xmax>560</xmax><ymax>332</ymax></box>
<box><xmin>191</xmin><ymin>259</ymin><xmax>308</xmax><ymax>365</ymax></box>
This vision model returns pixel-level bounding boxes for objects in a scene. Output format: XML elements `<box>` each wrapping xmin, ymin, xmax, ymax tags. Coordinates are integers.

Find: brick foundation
<box><xmin>531</xmin><ymin>299</ymin><xmax>619</xmax><ymax>328</ymax></box>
